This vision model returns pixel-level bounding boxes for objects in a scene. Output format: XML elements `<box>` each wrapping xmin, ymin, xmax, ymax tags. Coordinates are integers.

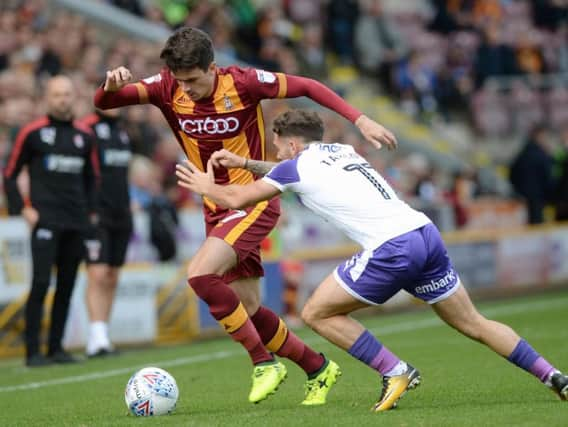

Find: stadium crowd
<box><xmin>1</xmin><ymin>0</ymin><xmax>567</xmax><ymax>231</ymax></box>
<box><xmin>102</xmin><ymin>0</ymin><xmax>568</xmax><ymax>136</ymax></box>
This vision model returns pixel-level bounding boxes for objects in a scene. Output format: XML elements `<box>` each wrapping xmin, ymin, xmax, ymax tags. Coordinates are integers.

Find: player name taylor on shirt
<box><xmin>263</xmin><ymin>143</ymin><xmax>431</xmax><ymax>250</ymax></box>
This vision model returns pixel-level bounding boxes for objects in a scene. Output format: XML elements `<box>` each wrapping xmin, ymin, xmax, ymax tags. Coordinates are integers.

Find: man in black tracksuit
<box><xmin>509</xmin><ymin>124</ymin><xmax>554</xmax><ymax>224</ymax></box>
<box><xmin>80</xmin><ymin>108</ymin><xmax>132</xmax><ymax>357</ymax></box>
<box><xmin>3</xmin><ymin>76</ymin><xmax>99</xmax><ymax>367</ymax></box>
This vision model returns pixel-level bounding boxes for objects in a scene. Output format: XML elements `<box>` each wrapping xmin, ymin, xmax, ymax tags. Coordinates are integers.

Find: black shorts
<box><xmin>84</xmin><ymin>224</ymin><xmax>132</xmax><ymax>267</ymax></box>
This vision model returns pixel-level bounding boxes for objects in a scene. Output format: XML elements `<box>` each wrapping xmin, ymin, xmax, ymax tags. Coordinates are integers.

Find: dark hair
<box><xmin>160</xmin><ymin>27</ymin><xmax>214</xmax><ymax>72</ymax></box>
<box><xmin>272</xmin><ymin>110</ymin><xmax>324</xmax><ymax>142</ymax></box>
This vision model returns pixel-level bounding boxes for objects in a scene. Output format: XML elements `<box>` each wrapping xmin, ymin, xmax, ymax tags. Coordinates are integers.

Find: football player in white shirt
<box><xmin>176</xmin><ymin>109</ymin><xmax>568</xmax><ymax>412</ymax></box>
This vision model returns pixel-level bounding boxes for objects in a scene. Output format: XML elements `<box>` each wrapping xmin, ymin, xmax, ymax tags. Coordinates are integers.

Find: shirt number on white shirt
<box><xmin>343</xmin><ymin>163</ymin><xmax>391</xmax><ymax>200</ymax></box>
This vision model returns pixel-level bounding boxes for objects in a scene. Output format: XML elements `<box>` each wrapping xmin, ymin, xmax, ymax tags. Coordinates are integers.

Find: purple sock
<box><xmin>507</xmin><ymin>339</ymin><xmax>556</xmax><ymax>382</ymax></box>
<box><xmin>348</xmin><ymin>330</ymin><xmax>400</xmax><ymax>375</ymax></box>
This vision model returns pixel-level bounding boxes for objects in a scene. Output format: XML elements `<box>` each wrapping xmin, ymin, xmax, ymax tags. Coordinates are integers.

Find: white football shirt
<box><xmin>263</xmin><ymin>143</ymin><xmax>431</xmax><ymax>250</ymax></box>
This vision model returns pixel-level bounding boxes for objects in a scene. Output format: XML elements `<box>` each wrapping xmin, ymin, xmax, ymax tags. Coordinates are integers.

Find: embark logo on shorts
<box><xmin>415</xmin><ymin>269</ymin><xmax>456</xmax><ymax>294</ymax></box>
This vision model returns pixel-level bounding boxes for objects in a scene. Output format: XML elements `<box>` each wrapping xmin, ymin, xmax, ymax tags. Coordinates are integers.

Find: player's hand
<box><xmin>210</xmin><ymin>149</ymin><xmax>247</xmax><ymax>169</ymax></box>
<box><xmin>355</xmin><ymin>115</ymin><xmax>398</xmax><ymax>150</ymax></box>
<box><xmin>175</xmin><ymin>159</ymin><xmax>214</xmax><ymax>196</ymax></box>
<box><xmin>103</xmin><ymin>66</ymin><xmax>133</xmax><ymax>92</ymax></box>
<box><xmin>21</xmin><ymin>206</ymin><xmax>39</xmax><ymax>228</ymax></box>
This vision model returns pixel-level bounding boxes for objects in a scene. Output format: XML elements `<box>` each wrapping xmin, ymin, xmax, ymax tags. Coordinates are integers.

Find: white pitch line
<box><xmin>0</xmin><ymin>295</ymin><xmax>566</xmax><ymax>393</ymax></box>
<box><xmin>0</xmin><ymin>351</ymin><xmax>233</xmax><ymax>393</ymax></box>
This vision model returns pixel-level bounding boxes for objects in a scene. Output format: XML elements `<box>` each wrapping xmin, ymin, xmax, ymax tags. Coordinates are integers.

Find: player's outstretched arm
<box><xmin>176</xmin><ymin>159</ymin><xmax>280</xmax><ymax>209</ymax></box>
<box><xmin>284</xmin><ymin>75</ymin><xmax>397</xmax><ymax>150</ymax></box>
<box><xmin>94</xmin><ymin>66</ymin><xmax>148</xmax><ymax>109</ymax></box>
<box><xmin>210</xmin><ymin>149</ymin><xmax>277</xmax><ymax>176</ymax></box>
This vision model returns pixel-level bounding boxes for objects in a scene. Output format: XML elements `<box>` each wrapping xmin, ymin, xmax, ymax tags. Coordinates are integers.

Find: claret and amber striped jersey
<box><xmin>94</xmin><ymin>65</ymin><xmax>364</xmax><ymax>216</ymax></box>
<box><xmin>138</xmin><ymin>67</ymin><xmax>285</xmax><ymax>213</ymax></box>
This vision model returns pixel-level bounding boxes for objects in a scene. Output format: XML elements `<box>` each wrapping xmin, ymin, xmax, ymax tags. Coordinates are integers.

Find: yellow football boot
<box><xmin>248</xmin><ymin>360</ymin><xmax>287</xmax><ymax>403</ymax></box>
<box><xmin>301</xmin><ymin>360</ymin><xmax>342</xmax><ymax>406</ymax></box>
<box><xmin>372</xmin><ymin>364</ymin><xmax>421</xmax><ymax>412</ymax></box>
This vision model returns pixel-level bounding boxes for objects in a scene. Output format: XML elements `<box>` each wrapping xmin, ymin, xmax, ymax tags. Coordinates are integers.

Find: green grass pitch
<box><xmin>1</xmin><ymin>290</ymin><xmax>567</xmax><ymax>426</ymax></box>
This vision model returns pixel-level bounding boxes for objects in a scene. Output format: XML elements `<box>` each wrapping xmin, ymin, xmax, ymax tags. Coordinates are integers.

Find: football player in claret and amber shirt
<box><xmin>94</xmin><ymin>26</ymin><xmax>396</xmax><ymax>405</ymax></box>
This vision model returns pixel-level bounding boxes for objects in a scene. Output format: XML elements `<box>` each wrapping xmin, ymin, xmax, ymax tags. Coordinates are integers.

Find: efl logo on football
<box><xmin>178</xmin><ymin>117</ymin><xmax>240</xmax><ymax>135</ymax></box>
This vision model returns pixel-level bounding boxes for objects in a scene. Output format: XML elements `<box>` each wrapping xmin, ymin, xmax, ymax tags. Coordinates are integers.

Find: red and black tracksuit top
<box><xmin>3</xmin><ymin>115</ymin><xmax>99</xmax><ymax>230</ymax></box>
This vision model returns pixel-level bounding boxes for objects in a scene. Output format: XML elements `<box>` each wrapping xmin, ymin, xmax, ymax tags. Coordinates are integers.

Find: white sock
<box><xmin>384</xmin><ymin>361</ymin><xmax>408</xmax><ymax>377</ymax></box>
<box><xmin>86</xmin><ymin>321</ymin><xmax>111</xmax><ymax>355</ymax></box>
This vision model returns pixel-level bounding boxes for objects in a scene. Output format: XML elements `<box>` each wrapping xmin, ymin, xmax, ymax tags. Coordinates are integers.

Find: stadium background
<box><xmin>0</xmin><ymin>0</ymin><xmax>567</xmax><ymax>357</ymax></box>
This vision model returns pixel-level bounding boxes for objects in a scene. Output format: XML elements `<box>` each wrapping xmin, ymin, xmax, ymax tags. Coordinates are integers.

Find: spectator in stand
<box><xmin>428</xmin><ymin>0</ymin><xmax>462</xmax><ymax>34</ymax></box>
<box><xmin>277</xmin><ymin>47</ymin><xmax>302</xmax><ymax>76</ymax></box>
<box><xmin>326</xmin><ymin>0</ymin><xmax>360</xmax><ymax>64</ymax></box>
<box><xmin>549</xmin><ymin>22</ymin><xmax>568</xmax><ymax>73</ymax></box>
<box><xmin>129</xmin><ymin>155</ymin><xmax>159</xmax><ymax>213</ymax></box>
<box><xmin>255</xmin><ymin>36</ymin><xmax>284</xmax><ymax>71</ymax></box>
<box><xmin>394</xmin><ymin>51</ymin><xmax>438</xmax><ymax>119</ymax></box>
<box><xmin>123</xmin><ymin>106</ymin><xmax>160</xmax><ymax>157</ymax></box>
<box><xmin>474</xmin><ymin>25</ymin><xmax>518</xmax><ymax>88</ymax></box>
<box><xmin>531</xmin><ymin>0</ymin><xmax>568</xmax><ymax>31</ymax></box>
<box><xmin>514</xmin><ymin>33</ymin><xmax>546</xmax><ymax>77</ymax></box>
<box><xmin>471</xmin><ymin>0</ymin><xmax>503</xmax><ymax>28</ymax></box>
<box><xmin>414</xmin><ymin>166</ymin><xmax>441</xmax><ymax>206</ymax></box>
<box><xmin>428</xmin><ymin>0</ymin><xmax>477</xmax><ymax>33</ymax></box>
<box><xmin>553</xmin><ymin>127</ymin><xmax>568</xmax><ymax>221</ymax></box>
<box><xmin>509</xmin><ymin>124</ymin><xmax>555</xmax><ymax>224</ymax></box>
<box><xmin>434</xmin><ymin>43</ymin><xmax>474</xmax><ymax>120</ymax></box>
<box><xmin>285</xmin><ymin>0</ymin><xmax>323</xmax><ymax>25</ymax></box>
<box><xmin>354</xmin><ymin>0</ymin><xmax>407</xmax><ymax>91</ymax></box>
<box><xmin>148</xmin><ymin>175</ymin><xmax>179</xmax><ymax>262</ymax></box>
<box><xmin>446</xmin><ymin>167</ymin><xmax>479</xmax><ymax>228</ymax></box>
<box><xmin>296</xmin><ymin>23</ymin><xmax>327</xmax><ymax>79</ymax></box>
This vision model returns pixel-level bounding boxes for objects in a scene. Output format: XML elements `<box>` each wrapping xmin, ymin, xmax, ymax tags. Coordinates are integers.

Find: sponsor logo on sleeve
<box><xmin>143</xmin><ymin>74</ymin><xmax>162</xmax><ymax>84</ymax></box>
<box><xmin>255</xmin><ymin>69</ymin><xmax>276</xmax><ymax>84</ymax></box>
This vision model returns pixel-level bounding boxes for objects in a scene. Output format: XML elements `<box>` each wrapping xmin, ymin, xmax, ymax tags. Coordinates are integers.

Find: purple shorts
<box><xmin>334</xmin><ymin>223</ymin><xmax>460</xmax><ymax>305</ymax></box>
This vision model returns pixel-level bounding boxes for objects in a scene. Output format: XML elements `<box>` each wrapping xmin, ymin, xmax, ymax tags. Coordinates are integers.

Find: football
<box><xmin>124</xmin><ymin>367</ymin><xmax>179</xmax><ymax>416</ymax></box>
